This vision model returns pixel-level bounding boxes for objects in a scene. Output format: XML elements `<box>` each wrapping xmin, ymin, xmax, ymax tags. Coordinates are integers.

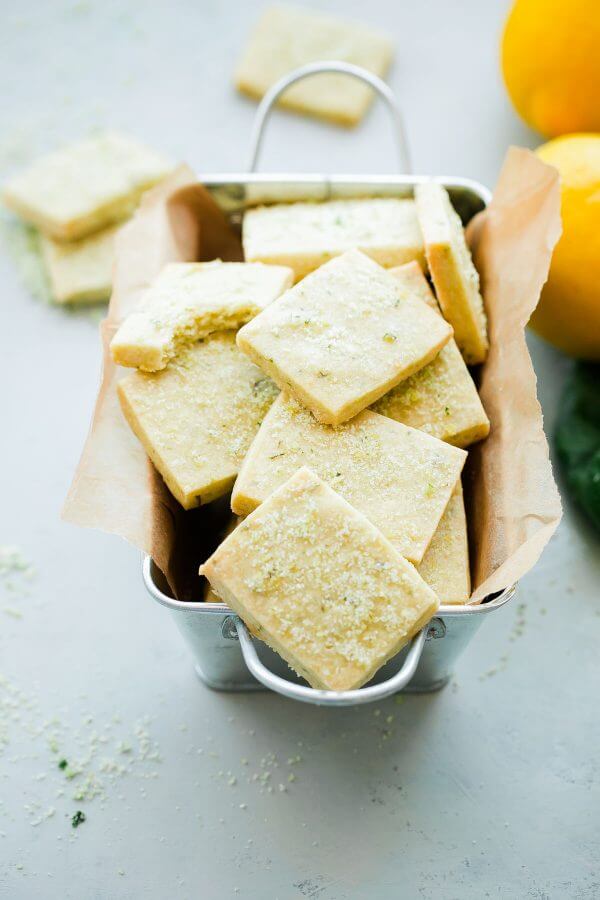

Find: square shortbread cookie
<box><xmin>118</xmin><ymin>333</ymin><xmax>279</xmax><ymax>509</ymax></box>
<box><xmin>231</xmin><ymin>393</ymin><xmax>466</xmax><ymax>564</ymax></box>
<box><xmin>415</xmin><ymin>182</ymin><xmax>489</xmax><ymax>365</ymax></box>
<box><xmin>41</xmin><ymin>223</ymin><xmax>120</xmax><ymax>304</ymax></box>
<box><xmin>3</xmin><ymin>132</ymin><xmax>172</xmax><ymax>241</ymax></box>
<box><xmin>372</xmin><ymin>262</ymin><xmax>490</xmax><ymax>447</ymax></box>
<box><xmin>242</xmin><ymin>198</ymin><xmax>425</xmax><ymax>282</ymax></box>
<box><xmin>417</xmin><ymin>482</ymin><xmax>471</xmax><ymax>605</ymax></box>
<box><xmin>236</xmin><ymin>249</ymin><xmax>452</xmax><ymax>426</ymax></box>
<box><xmin>202</xmin><ymin>467</ymin><xmax>439</xmax><ymax>691</ymax></box>
<box><xmin>111</xmin><ymin>261</ymin><xmax>293</xmax><ymax>372</ymax></box>
<box><xmin>234</xmin><ymin>5</ymin><xmax>394</xmax><ymax>127</ymax></box>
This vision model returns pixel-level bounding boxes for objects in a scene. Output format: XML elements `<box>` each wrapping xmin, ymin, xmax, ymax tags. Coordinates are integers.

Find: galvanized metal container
<box><xmin>144</xmin><ymin>62</ymin><xmax>515</xmax><ymax>706</ymax></box>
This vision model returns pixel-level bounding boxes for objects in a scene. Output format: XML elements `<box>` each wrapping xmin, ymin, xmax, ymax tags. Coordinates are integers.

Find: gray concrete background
<box><xmin>0</xmin><ymin>1</ymin><xmax>598</xmax><ymax>898</ymax></box>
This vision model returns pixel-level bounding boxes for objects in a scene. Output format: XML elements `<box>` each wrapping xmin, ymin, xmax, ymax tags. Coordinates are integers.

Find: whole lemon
<box><xmin>530</xmin><ymin>134</ymin><xmax>600</xmax><ymax>359</ymax></box>
<box><xmin>501</xmin><ymin>0</ymin><xmax>600</xmax><ymax>137</ymax></box>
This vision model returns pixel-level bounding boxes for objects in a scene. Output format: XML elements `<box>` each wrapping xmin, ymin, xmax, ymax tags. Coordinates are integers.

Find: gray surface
<box><xmin>0</xmin><ymin>1</ymin><xmax>598</xmax><ymax>898</ymax></box>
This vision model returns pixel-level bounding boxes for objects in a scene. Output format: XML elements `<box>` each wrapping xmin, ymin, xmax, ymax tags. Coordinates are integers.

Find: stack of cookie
<box><xmin>3</xmin><ymin>132</ymin><xmax>173</xmax><ymax>304</ymax></box>
<box><xmin>110</xmin><ymin>189</ymin><xmax>490</xmax><ymax>692</ymax></box>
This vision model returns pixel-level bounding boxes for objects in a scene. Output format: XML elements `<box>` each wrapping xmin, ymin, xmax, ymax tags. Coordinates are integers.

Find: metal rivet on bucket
<box><xmin>427</xmin><ymin>618</ymin><xmax>447</xmax><ymax>640</ymax></box>
<box><xmin>222</xmin><ymin>616</ymin><xmax>239</xmax><ymax>641</ymax></box>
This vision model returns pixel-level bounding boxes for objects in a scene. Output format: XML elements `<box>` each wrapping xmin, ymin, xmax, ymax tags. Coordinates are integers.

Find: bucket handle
<box><xmin>247</xmin><ymin>60</ymin><xmax>412</xmax><ymax>174</ymax></box>
<box><xmin>231</xmin><ymin>616</ymin><xmax>428</xmax><ymax>706</ymax></box>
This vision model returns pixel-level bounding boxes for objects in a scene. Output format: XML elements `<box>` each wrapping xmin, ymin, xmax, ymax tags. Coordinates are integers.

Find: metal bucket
<box><xmin>143</xmin><ymin>62</ymin><xmax>514</xmax><ymax>706</ymax></box>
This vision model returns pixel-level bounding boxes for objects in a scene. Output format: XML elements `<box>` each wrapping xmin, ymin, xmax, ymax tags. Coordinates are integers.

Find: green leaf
<box><xmin>554</xmin><ymin>363</ymin><xmax>600</xmax><ymax>533</ymax></box>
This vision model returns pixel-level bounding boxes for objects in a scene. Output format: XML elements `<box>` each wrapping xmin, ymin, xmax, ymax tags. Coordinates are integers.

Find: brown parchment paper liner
<box><xmin>63</xmin><ymin>149</ymin><xmax>562</xmax><ymax>603</ymax></box>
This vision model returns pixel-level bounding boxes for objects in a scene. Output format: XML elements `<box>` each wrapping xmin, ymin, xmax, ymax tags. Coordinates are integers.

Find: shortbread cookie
<box><xmin>231</xmin><ymin>393</ymin><xmax>466</xmax><ymax>564</ymax></box>
<box><xmin>237</xmin><ymin>249</ymin><xmax>452</xmax><ymax>426</ymax></box>
<box><xmin>41</xmin><ymin>223</ymin><xmax>120</xmax><ymax>304</ymax></box>
<box><xmin>111</xmin><ymin>261</ymin><xmax>293</xmax><ymax>372</ymax></box>
<box><xmin>234</xmin><ymin>5</ymin><xmax>393</xmax><ymax>127</ymax></box>
<box><xmin>417</xmin><ymin>483</ymin><xmax>470</xmax><ymax>604</ymax></box>
<box><xmin>3</xmin><ymin>132</ymin><xmax>172</xmax><ymax>241</ymax></box>
<box><xmin>415</xmin><ymin>182</ymin><xmax>489</xmax><ymax>364</ymax></box>
<box><xmin>243</xmin><ymin>198</ymin><xmax>424</xmax><ymax>281</ymax></box>
<box><xmin>202</xmin><ymin>468</ymin><xmax>439</xmax><ymax>691</ymax></box>
<box><xmin>372</xmin><ymin>262</ymin><xmax>490</xmax><ymax>447</ymax></box>
<box><xmin>118</xmin><ymin>333</ymin><xmax>279</xmax><ymax>509</ymax></box>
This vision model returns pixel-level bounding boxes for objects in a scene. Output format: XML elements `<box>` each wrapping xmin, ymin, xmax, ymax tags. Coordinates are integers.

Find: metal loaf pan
<box><xmin>144</xmin><ymin>62</ymin><xmax>514</xmax><ymax>706</ymax></box>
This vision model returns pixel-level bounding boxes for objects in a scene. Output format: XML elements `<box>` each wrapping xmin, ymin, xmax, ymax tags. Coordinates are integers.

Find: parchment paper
<box><xmin>63</xmin><ymin>149</ymin><xmax>563</xmax><ymax>603</ymax></box>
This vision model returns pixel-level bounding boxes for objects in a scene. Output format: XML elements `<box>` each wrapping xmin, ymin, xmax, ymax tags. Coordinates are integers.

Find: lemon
<box><xmin>501</xmin><ymin>0</ymin><xmax>600</xmax><ymax>138</ymax></box>
<box><xmin>529</xmin><ymin>135</ymin><xmax>600</xmax><ymax>359</ymax></box>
